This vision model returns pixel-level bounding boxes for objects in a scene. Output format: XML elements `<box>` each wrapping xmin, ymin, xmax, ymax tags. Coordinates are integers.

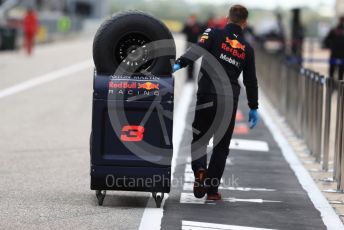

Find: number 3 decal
<box><xmin>120</xmin><ymin>125</ymin><xmax>145</xmax><ymax>142</ymax></box>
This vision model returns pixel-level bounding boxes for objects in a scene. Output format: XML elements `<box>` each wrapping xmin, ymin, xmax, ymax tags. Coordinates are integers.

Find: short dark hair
<box><xmin>229</xmin><ymin>5</ymin><xmax>249</xmax><ymax>24</ymax></box>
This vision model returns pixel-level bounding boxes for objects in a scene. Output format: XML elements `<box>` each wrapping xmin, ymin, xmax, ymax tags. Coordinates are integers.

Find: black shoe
<box><xmin>193</xmin><ymin>168</ymin><xmax>207</xmax><ymax>198</ymax></box>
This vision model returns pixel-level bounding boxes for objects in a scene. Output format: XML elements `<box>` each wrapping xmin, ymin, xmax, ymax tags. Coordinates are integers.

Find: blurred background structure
<box><xmin>0</xmin><ymin>0</ymin><xmax>339</xmax><ymax>66</ymax></box>
<box><xmin>0</xmin><ymin>0</ymin><xmax>109</xmax><ymax>50</ymax></box>
<box><xmin>0</xmin><ymin>0</ymin><xmax>341</xmax><ymax>57</ymax></box>
<box><xmin>337</xmin><ymin>0</ymin><xmax>344</xmax><ymax>16</ymax></box>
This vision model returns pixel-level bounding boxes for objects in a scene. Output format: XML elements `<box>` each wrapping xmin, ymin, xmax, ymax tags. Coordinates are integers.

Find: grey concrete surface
<box><xmin>0</xmin><ymin>64</ymin><xmax>148</xmax><ymax>230</ymax></box>
<box><xmin>0</xmin><ymin>31</ymin><xmax>188</xmax><ymax>230</ymax></box>
<box><xmin>0</xmin><ymin>37</ymin><xmax>94</xmax><ymax>91</ymax></box>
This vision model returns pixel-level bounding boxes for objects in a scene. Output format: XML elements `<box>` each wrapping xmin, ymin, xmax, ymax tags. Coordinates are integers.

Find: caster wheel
<box><xmin>152</xmin><ymin>192</ymin><xmax>164</xmax><ymax>208</ymax></box>
<box><xmin>96</xmin><ymin>190</ymin><xmax>106</xmax><ymax>206</ymax></box>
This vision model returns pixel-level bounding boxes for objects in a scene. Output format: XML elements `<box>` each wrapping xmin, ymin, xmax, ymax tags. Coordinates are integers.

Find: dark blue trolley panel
<box><xmin>90</xmin><ymin>73</ymin><xmax>174</xmax><ymax>192</ymax></box>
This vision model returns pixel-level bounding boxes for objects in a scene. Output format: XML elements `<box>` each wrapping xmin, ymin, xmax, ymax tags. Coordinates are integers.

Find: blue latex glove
<box><xmin>248</xmin><ymin>109</ymin><xmax>259</xmax><ymax>129</ymax></box>
<box><xmin>173</xmin><ymin>63</ymin><xmax>181</xmax><ymax>73</ymax></box>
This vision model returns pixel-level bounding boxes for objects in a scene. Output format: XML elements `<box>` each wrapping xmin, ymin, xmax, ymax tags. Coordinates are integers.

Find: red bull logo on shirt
<box><xmin>225</xmin><ymin>37</ymin><xmax>246</xmax><ymax>51</ymax></box>
<box><xmin>221</xmin><ymin>37</ymin><xmax>246</xmax><ymax>60</ymax></box>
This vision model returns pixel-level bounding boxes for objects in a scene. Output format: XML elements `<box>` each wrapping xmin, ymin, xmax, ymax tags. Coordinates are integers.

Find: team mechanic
<box><xmin>173</xmin><ymin>5</ymin><xmax>259</xmax><ymax>201</ymax></box>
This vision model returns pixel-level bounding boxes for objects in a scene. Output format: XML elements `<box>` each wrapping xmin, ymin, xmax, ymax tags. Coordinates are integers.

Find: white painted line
<box><xmin>138</xmin><ymin>82</ymin><xmax>194</xmax><ymax>230</ymax></box>
<box><xmin>259</xmin><ymin>92</ymin><xmax>344</xmax><ymax>230</ymax></box>
<box><xmin>180</xmin><ymin>193</ymin><xmax>281</xmax><ymax>204</ymax></box>
<box><xmin>184</xmin><ymin>163</ymin><xmax>193</xmax><ymax>173</ymax></box>
<box><xmin>222</xmin><ymin>198</ymin><xmax>281</xmax><ymax>203</ymax></box>
<box><xmin>180</xmin><ymin>193</ymin><xmax>207</xmax><ymax>204</ymax></box>
<box><xmin>183</xmin><ymin>172</ymin><xmax>223</xmax><ymax>183</ymax></box>
<box><xmin>185</xmin><ymin>157</ymin><xmax>232</xmax><ymax>166</ymax></box>
<box><xmin>183</xmin><ymin>161</ymin><xmax>232</xmax><ymax>174</ymax></box>
<box><xmin>0</xmin><ymin>59</ymin><xmax>93</xmax><ymax>99</ymax></box>
<box><xmin>171</xmin><ymin>83</ymin><xmax>194</xmax><ymax>180</ymax></box>
<box><xmin>182</xmin><ymin>220</ymin><xmax>277</xmax><ymax>230</ymax></box>
<box><xmin>208</xmin><ymin>138</ymin><xmax>269</xmax><ymax>152</ymax></box>
<box><xmin>182</xmin><ymin>183</ymin><xmax>276</xmax><ymax>192</ymax></box>
<box><xmin>137</xmin><ymin>195</ymin><xmax>168</xmax><ymax>229</ymax></box>
<box><xmin>183</xmin><ymin>172</ymin><xmax>196</xmax><ymax>183</ymax></box>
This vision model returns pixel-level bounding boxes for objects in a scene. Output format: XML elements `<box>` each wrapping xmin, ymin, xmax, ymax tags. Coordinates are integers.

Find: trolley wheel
<box><xmin>96</xmin><ymin>190</ymin><xmax>106</xmax><ymax>206</ymax></box>
<box><xmin>152</xmin><ymin>192</ymin><xmax>164</xmax><ymax>208</ymax></box>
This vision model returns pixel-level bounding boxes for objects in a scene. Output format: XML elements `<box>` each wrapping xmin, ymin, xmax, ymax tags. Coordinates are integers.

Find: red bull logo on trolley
<box><xmin>138</xmin><ymin>82</ymin><xmax>160</xmax><ymax>90</ymax></box>
<box><xmin>108</xmin><ymin>80</ymin><xmax>160</xmax><ymax>96</ymax></box>
<box><xmin>109</xmin><ymin>81</ymin><xmax>137</xmax><ymax>89</ymax></box>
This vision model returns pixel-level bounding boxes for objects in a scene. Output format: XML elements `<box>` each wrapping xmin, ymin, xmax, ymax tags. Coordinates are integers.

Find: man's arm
<box><xmin>175</xmin><ymin>28</ymin><xmax>215</xmax><ymax>68</ymax></box>
<box><xmin>243</xmin><ymin>46</ymin><xmax>259</xmax><ymax>110</ymax></box>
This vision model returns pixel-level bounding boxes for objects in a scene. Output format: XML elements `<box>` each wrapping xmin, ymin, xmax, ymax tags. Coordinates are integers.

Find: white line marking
<box><xmin>138</xmin><ymin>82</ymin><xmax>194</xmax><ymax>230</ymax></box>
<box><xmin>184</xmin><ymin>163</ymin><xmax>193</xmax><ymax>173</ymax></box>
<box><xmin>182</xmin><ymin>220</ymin><xmax>277</xmax><ymax>230</ymax></box>
<box><xmin>222</xmin><ymin>198</ymin><xmax>281</xmax><ymax>203</ymax></box>
<box><xmin>180</xmin><ymin>193</ymin><xmax>207</xmax><ymax>204</ymax></box>
<box><xmin>208</xmin><ymin>138</ymin><xmax>269</xmax><ymax>152</ymax></box>
<box><xmin>171</xmin><ymin>83</ymin><xmax>194</xmax><ymax>180</ymax></box>
<box><xmin>186</xmin><ymin>157</ymin><xmax>191</xmax><ymax>163</ymax></box>
<box><xmin>186</xmin><ymin>157</ymin><xmax>232</xmax><ymax>166</ymax></box>
<box><xmin>183</xmin><ymin>173</ymin><xmax>223</xmax><ymax>183</ymax></box>
<box><xmin>259</xmin><ymin>92</ymin><xmax>344</xmax><ymax>230</ymax></box>
<box><xmin>182</xmin><ymin>183</ymin><xmax>276</xmax><ymax>192</ymax></box>
<box><xmin>0</xmin><ymin>59</ymin><xmax>93</xmax><ymax>99</ymax></box>
<box><xmin>180</xmin><ymin>193</ymin><xmax>281</xmax><ymax>204</ymax></box>
<box><xmin>183</xmin><ymin>160</ymin><xmax>232</xmax><ymax>174</ymax></box>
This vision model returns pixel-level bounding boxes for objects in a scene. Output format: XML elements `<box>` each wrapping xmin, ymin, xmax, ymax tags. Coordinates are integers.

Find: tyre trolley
<box><xmin>90</xmin><ymin>11</ymin><xmax>175</xmax><ymax>208</ymax></box>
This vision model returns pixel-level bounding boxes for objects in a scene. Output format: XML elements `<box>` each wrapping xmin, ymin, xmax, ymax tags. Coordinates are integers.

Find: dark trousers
<box><xmin>191</xmin><ymin>94</ymin><xmax>238</xmax><ymax>194</ymax></box>
<box><xmin>329</xmin><ymin>63</ymin><xmax>344</xmax><ymax>81</ymax></box>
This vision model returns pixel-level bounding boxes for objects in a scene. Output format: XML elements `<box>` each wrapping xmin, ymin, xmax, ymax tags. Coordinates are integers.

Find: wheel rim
<box><xmin>114</xmin><ymin>33</ymin><xmax>154</xmax><ymax>73</ymax></box>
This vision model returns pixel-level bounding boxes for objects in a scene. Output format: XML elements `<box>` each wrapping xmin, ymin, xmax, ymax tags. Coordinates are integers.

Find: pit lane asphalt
<box><xmin>161</xmin><ymin>88</ymin><xmax>327</xmax><ymax>230</ymax></box>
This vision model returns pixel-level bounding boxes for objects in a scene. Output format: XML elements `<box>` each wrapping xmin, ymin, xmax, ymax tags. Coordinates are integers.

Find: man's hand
<box><xmin>173</xmin><ymin>63</ymin><xmax>181</xmax><ymax>73</ymax></box>
<box><xmin>248</xmin><ymin>109</ymin><xmax>259</xmax><ymax>129</ymax></box>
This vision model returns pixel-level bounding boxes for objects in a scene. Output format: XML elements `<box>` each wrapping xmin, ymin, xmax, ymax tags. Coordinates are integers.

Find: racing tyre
<box><xmin>93</xmin><ymin>11</ymin><xmax>176</xmax><ymax>75</ymax></box>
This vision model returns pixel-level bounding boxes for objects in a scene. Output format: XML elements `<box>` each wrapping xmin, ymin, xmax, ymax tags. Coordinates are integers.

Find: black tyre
<box><xmin>93</xmin><ymin>10</ymin><xmax>176</xmax><ymax>75</ymax></box>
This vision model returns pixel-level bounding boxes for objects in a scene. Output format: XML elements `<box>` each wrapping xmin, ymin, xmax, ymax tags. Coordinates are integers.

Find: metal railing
<box><xmin>255</xmin><ymin>47</ymin><xmax>344</xmax><ymax>191</ymax></box>
<box><xmin>334</xmin><ymin>81</ymin><xmax>344</xmax><ymax>190</ymax></box>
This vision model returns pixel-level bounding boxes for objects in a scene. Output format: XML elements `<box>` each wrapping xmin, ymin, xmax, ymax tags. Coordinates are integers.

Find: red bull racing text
<box><xmin>108</xmin><ymin>81</ymin><xmax>160</xmax><ymax>96</ymax></box>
